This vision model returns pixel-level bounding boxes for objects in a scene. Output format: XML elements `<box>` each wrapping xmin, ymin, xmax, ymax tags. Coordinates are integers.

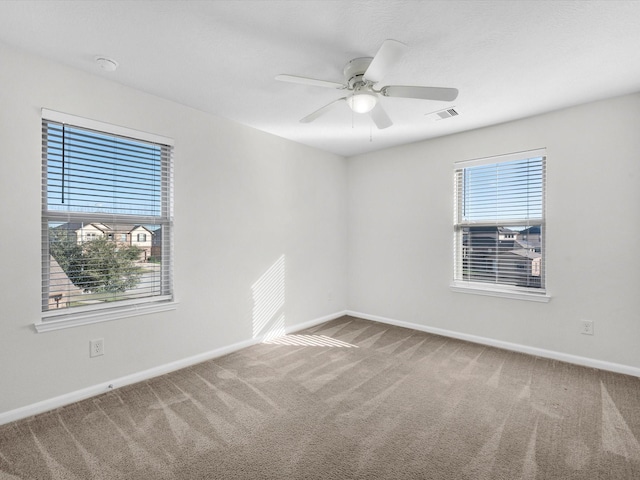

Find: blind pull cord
<box><xmin>61</xmin><ymin>124</ymin><xmax>66</xmax><ymax>204</ymax></box>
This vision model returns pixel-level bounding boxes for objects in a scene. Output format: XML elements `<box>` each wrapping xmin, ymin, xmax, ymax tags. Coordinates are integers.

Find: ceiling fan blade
<box><xmin>369</xmin><ymin>103</ymin><xmax>393</xmax><ymax>129</ymax></box>
<box><xmin>382</xmin><ymin>85</ymin><xmax>459</xmax><ymax>102</ymax></box>
<box><xmin>363</xmin><ymin>39</ymin><xmax>408</xmax><ymax>84</ymax></box>
<box><xmin>275</xmin><ymin>74</ymin><xmax>345</xmax><ymax>89</ymax></box>
<box><xmin>300</xmin><ymin>98</ymin><xmax>346</xmax><ymax>123</ymax></box>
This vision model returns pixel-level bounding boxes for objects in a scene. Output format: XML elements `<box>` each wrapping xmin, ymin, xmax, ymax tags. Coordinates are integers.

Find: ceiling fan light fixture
<box><xmin>346</xmin><ymin>92</ymin><xmax>377</xmax><ymax>113</ymax></box>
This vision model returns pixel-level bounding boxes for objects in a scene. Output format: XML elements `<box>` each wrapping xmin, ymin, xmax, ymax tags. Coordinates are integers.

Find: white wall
<box><xmin>0</xmin><ymin>42</ymin><xmax>348</xmax><ymax>416</ymax></box>
<box><xmin>348</xmin><ymin>93</ymin><xmax>640</xmax><ymax>370</ymax></box>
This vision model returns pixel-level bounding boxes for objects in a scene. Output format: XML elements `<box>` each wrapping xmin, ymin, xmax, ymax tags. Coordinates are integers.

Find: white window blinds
<box><xmin>41</xmin><ymin>110</ymin><xmax>174</xmax><ymax>320</ymax></box>
<box><xmin>453</xmin><ymin>149</ymin><xmax>546</xmax><ymax>293</ymax></box>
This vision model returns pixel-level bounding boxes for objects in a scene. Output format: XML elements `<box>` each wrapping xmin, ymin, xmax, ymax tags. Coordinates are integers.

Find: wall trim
<box><xmin>8</xmin><ymin>307</ymin><xmax>636</xmax><ymax>426</ymax></box>
<box><xmin>346</xmin><ymin>310</ymin><xmax>640</xmax><ymax>378</ymax></box>
<box><xmin>0</xmin><ymin>310</ymin><xmax>347</xmax><ymax>426</ymax></box>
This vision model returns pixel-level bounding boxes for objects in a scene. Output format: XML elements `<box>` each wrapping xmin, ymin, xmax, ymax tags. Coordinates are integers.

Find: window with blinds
<box><xmin>41</xmin><ymin>110</ymin><xmax>174</xmax><ymax>324</ymax></box>
<box><xmin>453</xmin><ymin>149</ymin><xmax>546</xmax><ymax>296</ymax></box>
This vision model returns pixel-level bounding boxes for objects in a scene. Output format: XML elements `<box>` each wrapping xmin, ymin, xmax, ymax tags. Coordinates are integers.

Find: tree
<box><xmin>49</xmin><ymin>230</ymin><xmax>143</xmax><ymax>293</ymax></box>
<box><xmin>79</xmin><ymin>238</ymin><xmax>143</xmax><ymax>293</ymax></box>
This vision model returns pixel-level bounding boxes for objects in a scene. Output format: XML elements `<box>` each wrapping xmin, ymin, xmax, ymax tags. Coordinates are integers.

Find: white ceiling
<box><xmin>1</xmin><ymin>0</ymin><xmax>639</xmax><ymax>157</ymax></box>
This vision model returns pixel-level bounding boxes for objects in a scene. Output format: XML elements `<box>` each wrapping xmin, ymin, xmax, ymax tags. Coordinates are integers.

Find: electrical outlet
<box><xmin>580</xmin><ymin>320</ymin><xmax>594</xmax><ymax>336</ymax></box>
<box><xmin>90</xmin><ymin>338</ymin><xmax>104</xmax><ymax>357</ymax></box>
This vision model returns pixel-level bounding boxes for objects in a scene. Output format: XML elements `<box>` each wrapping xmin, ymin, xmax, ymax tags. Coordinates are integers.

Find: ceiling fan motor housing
<box><xmin>344</xmin><ymin>57</ymin><xmax>373</xmax><ymax>89</ymax></box>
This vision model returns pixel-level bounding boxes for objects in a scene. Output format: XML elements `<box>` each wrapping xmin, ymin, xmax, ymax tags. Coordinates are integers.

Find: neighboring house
<box><xmin>150</xmin><ymin>225</ymin><xmax>162</xmax><ymax>259</ymax></box>
<box><xmin>462</xmin><ymin>226</ymin><xmax>542</xmax><ymax>287</ymax></box>
<box><xmin>518</xmin><ymin>226</ymin><xmax>542</xmax><ymax>251</ymax></box>
<box><xmin>129</xmin><ymin>225</ymin><xmax>153</xmax><ymax>254</ymax></box>
<box><xmin>496</xmin><ymin>249</ymin><xmax>542</xmax><ymax>287</ymax></box>
<box><xmin>515</xmin><ymin>238</ymin><xmax>541</xmax><ymax>253</ymax></box>
<box><xmin>52</xmin><ymin>223</ymin><xmax>156</xmax><ymax>260</ymax></box>
<box><xmin>53</xmin><ymin>222</ymin><xmax>110</xmax><ymax>243</ymax></box>
<box><xmin>498</xmin><ymin>227</ymin><xmax>518</xmax><ymax>241</ymax></box>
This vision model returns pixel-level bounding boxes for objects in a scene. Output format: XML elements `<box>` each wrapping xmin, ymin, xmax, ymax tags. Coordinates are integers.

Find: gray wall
<box><xmin>0</xmin><ymin>42</ymin><xmax>348</xmax><ymax>415</ymax></box>
<box><xmin>347</xmin><ymin>92</ymin><xmax>640</xmax><ymax>369</ymax></box>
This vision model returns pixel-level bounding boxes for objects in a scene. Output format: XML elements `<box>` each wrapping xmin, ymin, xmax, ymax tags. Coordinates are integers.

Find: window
<box><xmin>137</xmin><ymin>233</ymin><xmax>147</xmax><ymax>242</ymax></box>
<box><xmin>452</xmin><ymin>149</ymin><xmax>548</xmax><ymax>301</ymax></box>
<box><xmin>40</xmin><ymin>110</ymin><xmax>174</xmax><ymax>331</ymax></box>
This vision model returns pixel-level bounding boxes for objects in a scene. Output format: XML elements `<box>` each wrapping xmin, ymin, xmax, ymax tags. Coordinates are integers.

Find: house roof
<box><xmin>52</xmin><ymin>223</ymin><xmax>157</xmax><ymax>234</ymax></box>
<box><xmin>130</xmin><ymin>225</ymin><xmax>154</xmax><ymax>234</ymax></box>
<box><xmin>519</xmin><ymin>226</ymin><xmax>542</xmax><ymax>235</ymax></box>
<box><xmin>507</xmin><ymin>249</ymin><xmax>542</xmax><ymax>260</ymax></box>
<box><xmin>515</xmin><ymin>239</ymin><xmax>541</xmax><ymax>250</ymax></box>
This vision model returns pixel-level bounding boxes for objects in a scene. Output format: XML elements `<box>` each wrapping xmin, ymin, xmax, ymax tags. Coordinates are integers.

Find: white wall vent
<box><xmin>436</xmin><ymin>108</ymin><xmax>459</xmax><ymax>119</ymax></box>
<box><xmin>426</xmin><ymin>108</ymin><xmax>459</xmax><ymax>121</ymax></box>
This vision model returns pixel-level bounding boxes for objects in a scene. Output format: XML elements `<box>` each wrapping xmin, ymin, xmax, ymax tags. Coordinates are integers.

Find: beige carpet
<box><xmin>2</xmin><ymin>316</ymin><xmax>640</xmax><ymax>479</ymax></box>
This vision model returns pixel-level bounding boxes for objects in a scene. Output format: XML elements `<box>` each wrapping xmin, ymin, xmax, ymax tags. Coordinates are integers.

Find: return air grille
<box><xmin>426</xmin><ymin>107</ymin><xmax>460</xmax><ymax>121</ymax></box>
<box><xmin>436</xmin><ymin>108</ymin><xmax>459</xmax><ymax>119</ymax></box>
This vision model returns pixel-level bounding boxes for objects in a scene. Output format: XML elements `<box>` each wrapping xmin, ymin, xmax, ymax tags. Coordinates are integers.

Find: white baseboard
<box><xmin>0</xmin><ymin>310</ymin><xmax>347</xmax><ymax>426</ymax></box>
<box><xmin>346</xmin><ymin>310</ymin><xmax>640</xmax><ymax>378</ymax></box>
<box><xmin>10</xmin><ymin>308</ymin><xmax>634</xmax><ymax>427</ymax></box>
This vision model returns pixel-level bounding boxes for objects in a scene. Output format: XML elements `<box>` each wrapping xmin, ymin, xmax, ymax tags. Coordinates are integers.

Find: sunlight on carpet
<box><xmin>263</xmin><ymin>334</ymin><xmax>358</xmax><ymax>348</ymax></box>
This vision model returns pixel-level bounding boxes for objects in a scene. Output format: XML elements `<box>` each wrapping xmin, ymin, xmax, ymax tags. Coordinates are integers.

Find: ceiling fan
<box><xmin>275</xmin><ymin>39</ymin><xmax>459</xmax><ymax>129</ymax></box>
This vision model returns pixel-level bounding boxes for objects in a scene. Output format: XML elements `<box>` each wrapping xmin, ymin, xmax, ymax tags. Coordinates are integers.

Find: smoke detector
<box><xmin>95</xmin><ymin>56</ymin><xmax>118</xmax><ymax>72</ymax></box>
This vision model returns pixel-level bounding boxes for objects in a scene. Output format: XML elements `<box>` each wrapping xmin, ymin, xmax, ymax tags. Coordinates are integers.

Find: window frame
<box><xmin>450</xmin><ymin>148</ymin><xmax>550</xmax><ymax>302</ymax></box>
<box><xmin>37</xmin><ymin>109</ymin><xmax>176</xmax><ymax>332</ymax></box>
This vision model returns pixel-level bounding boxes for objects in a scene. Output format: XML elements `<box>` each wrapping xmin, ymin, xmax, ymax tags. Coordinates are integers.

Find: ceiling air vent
<box><xmin>436</xmin><ymin>108</ymin><xmax>459</xmax><ymax>119</ymax></box>
<box><xmin>426</xmin><ymin>107</ymin><xmax>459</xmax><ymax>121</ymax></box>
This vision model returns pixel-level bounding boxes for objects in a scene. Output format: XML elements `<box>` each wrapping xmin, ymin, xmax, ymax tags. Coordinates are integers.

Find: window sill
<box><xmin>35</xmin><ymin>300</ymin><xmax>178</xmax><ymax>332</ymax></box>
<box><xmin>450</xmin><ymin>282</ymin><xmax>550</xmax><ymax>303</ymax></box>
